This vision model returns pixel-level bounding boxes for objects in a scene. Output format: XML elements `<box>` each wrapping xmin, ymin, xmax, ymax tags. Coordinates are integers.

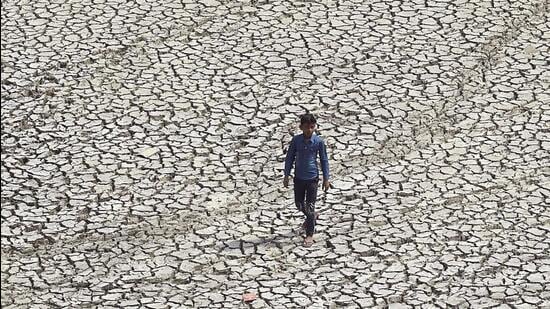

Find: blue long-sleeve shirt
<box><xmin>284</xmin><ymin>133</ymin><xmax>330</xmax><ymax>181</ymax></box>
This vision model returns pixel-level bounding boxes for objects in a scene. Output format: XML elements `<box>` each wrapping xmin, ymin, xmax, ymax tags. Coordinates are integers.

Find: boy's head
<box><xmin>299</xmin><ymin>113</ymin><xmax>316</xmax><ymax>138</ymax></box>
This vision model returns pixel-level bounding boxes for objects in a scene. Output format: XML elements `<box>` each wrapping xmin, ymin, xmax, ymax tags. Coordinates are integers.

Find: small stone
<box><xmin>155</xmin><ymin>266</ymin><xmax>175</xmax><ymax>279</ymax></box>
<box><xmin>133</xmin><ymin>205</ymin><xmax>153</xmax><ymax>212</ymax></box>
<box><xmin>97</xmin><ymin>227</ymin><xmax>118</xmax><ymax>234</ymax></box>
<box><xmin>332</xmin><ymin>180</ymin><xmax>354</xmax><ymax>190</ymax></box>
<box><xmin>245</xmin><ymin>267</ymin><xmax>264</xmax><ymax>277</ymax></box>
<box><xmin>202</xmin><ymin>0</ymin><xmax>221</xmax><ymax>6</ymax></box>
<box><xmin>66</xmin><ymin>34</ymin><xmax>80</xmax><ymax>42</ymax></box>
<box><xmin>335</xmin><ymin>294</ymin><xmax>353</xmax><ymax>305</ymax></box>
<box><xmin>524</xmin><ymin>45</ymin><xmax>537</xmax><ymax>56</ymax></box>
<box><xmin>196</xmin><ymin>226</ymin><xmax>217</xmax><ymax>236</ymax></box>
<box><xmin>312</xmin><ymin>66</ymin><xmax>329</xmax><ymax>76</ymax></box>
<box><xmin>526</xmin><ymin>273</ymin><xmax>545</xmax><ymax>284</ymax></box>
<box><xmin>351</xmin><ymin>241</ymin><xmax>371</xmax><ymax>254</ymax></box>
<box><xmin>446</xmin><ymin>296</ymin><xmax>466</xmax><ymax>306</ymax></box>
<box><xmin>273</xmin><ymin>286</ymin><xmax>290</xmax><ymax>294</ymax></box>
<box><xmin>117</xmin><ymin>116</ymin><xmax>133</xmax><ymax>126</ymax></box>
<box><xmin>28</xmin><ymin>18</ymin><xmax>48</xmax><ymax>26</ymax></box>
<box><xmin>102</xmin><ymin>293</ymin><xmax>122</xmax><ymax>301</ymax></box>
<box><xmin>208</xmin><ymin>292</ymin><xmax>224</xmax><ymax>303</ymax></box>
<box><xmin>357</xmin><ymin>298</ymin><xmax>375</xmax><ymax>307</ymax></box>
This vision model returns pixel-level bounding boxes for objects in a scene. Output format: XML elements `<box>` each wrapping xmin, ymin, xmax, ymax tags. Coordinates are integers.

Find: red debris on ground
<box><xmin>242</xmin><ymin>292</ymin><xmax>257</xmax><ymax>302</ymax></box>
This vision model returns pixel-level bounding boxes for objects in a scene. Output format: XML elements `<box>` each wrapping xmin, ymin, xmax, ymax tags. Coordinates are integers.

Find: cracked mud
<box><xmin>1</xmin><ymin>0</ymin><xmax>549</xmax><ymax>308</ymax></box>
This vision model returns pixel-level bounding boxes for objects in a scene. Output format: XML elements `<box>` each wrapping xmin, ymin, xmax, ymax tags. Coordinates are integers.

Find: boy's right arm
<box><xmin>283</xmin><ymin>137</ymin><xmax>296</xmax><ymax>187</ymax></box>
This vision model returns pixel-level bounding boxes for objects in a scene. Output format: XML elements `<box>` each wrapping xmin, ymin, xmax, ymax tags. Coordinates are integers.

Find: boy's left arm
<box><xmin>319</xmin><ymin>139</ymin><xmax>330</xmax><ymax>191</ymax></box>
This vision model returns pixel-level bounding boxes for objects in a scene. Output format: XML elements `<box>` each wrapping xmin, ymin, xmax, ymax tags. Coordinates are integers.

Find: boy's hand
<box><xmin>283</xmin><ymin>176</ymin><xmax>290</xmax><ymax>187</ymax></box>
<box><xmin>323</xmin><ymin>180</ymin><xmax>330</xmax><ymax>191</ymax></box>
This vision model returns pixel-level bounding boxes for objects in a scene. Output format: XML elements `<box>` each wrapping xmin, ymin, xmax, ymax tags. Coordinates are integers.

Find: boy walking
<box><xmin>284</xmin><ymin>113</ymin><xmax>330</xmax><ymax>247</ymax></box>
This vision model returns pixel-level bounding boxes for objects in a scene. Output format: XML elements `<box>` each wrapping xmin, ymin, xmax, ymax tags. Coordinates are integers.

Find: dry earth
<box><xmin>1</xmin><ymin>0</ymin><xmax>549</xmax><ymax>308</ymax></box>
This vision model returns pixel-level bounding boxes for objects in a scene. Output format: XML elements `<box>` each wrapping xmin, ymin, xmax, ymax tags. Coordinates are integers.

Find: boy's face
<box><xmin>300</xmin><ymin>122</ymin><xmax>316</xmax><ymax>138</ymax></box>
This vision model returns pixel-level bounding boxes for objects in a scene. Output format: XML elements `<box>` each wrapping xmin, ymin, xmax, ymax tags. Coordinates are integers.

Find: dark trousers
<box><xmin>294</xmin><ymin>177</ymin><xmax>318</xmax><ymax>236</ymax></box>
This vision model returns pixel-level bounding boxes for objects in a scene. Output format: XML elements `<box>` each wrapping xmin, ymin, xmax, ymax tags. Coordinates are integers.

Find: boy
<box><xmin>283</xmin><ymin>113</ymin><xmax>330</xmax><ymax>247</ymax></box>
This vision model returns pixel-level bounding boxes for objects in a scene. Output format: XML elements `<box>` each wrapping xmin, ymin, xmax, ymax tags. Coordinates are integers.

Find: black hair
<box><xmin>300</xmin><ymin>113</ymin><xmax>316</xmax><ymax>125</ymax></box>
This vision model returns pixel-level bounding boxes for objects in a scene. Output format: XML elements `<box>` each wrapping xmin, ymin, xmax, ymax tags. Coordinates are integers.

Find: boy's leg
<box><xmin>293</xmin><ymin>178</ymin><xmax>306</xmax><ymax>213</ymax></box>
<box><xmin>304</xmin><ymin>178</ymin><xmax>319</xmax><ymax>237</ymax></box>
